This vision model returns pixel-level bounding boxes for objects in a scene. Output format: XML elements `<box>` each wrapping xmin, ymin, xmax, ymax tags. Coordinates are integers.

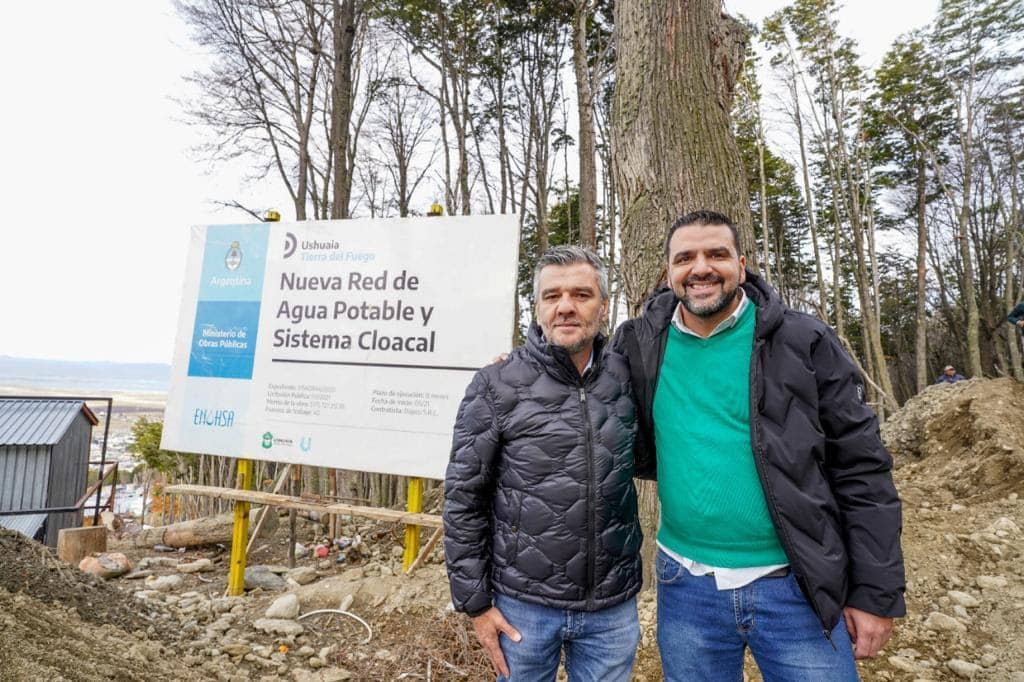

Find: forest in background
<box><xmin>149</xmin><ymin>0</ymin><xmax>1024</xmax><ymax>509</ymax></box>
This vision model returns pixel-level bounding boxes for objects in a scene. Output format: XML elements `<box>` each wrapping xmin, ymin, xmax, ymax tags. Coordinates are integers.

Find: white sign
<box><xmin>161</xmin><ymin>215</ymin><xmax>519</xmax><ymax>479</ymax></box>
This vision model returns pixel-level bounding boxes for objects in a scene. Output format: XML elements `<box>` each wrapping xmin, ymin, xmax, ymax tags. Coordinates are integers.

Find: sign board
<box><xmin>161</xmin><ymin>215</ymin><xmax>519</xmax><ymax>479</ymax></box>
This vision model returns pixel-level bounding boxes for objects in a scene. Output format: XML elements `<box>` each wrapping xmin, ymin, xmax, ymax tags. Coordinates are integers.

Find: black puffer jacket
<box><xmin>613</xmin><ymin>271</ymin><xmax>906</xmax><ymax>634</ymax></box>
<box><xmin>444</xmin><ymin>323</ymin><xmax>641</xmax><ymax>616</ymax></box>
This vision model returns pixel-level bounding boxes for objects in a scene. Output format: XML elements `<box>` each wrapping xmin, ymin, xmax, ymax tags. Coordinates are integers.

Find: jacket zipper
<box><xmin>579</xmin><ymin>385</ymin><xmax>596</xmax><ymax>609</ymax></box>
<box><xmin>747</xmin><ymin>338</ymin><xmax>834</xmax><ymax>642</ymax></box>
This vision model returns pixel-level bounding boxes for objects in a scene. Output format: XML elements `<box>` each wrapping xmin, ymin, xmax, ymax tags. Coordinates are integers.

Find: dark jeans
<box><xmin>656</xmin><ymin>549</ymin><xmax>859</xmax><ymax>681</ymax></box>
<box><xmin>494</xmin><ymin>592</ymin><xmax>640</xmax><ymax>681</ymax></box>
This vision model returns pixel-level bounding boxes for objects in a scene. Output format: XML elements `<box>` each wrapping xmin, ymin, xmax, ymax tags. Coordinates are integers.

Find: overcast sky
<box><xmin>0</xmin><ymin>1</ymin><xmax>938</xmax><ymax>364</ymax></box>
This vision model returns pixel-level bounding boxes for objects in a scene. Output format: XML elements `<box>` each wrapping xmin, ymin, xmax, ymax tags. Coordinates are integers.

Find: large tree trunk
<box><xmin>613</xmin><ymin>0</ymin><xmax>750</xmax><ymax>589</ymax></box>
<box><xmin>613</xmin><ymin>0</ymin><xmax>753</xmax><ymax>312</ymax></box>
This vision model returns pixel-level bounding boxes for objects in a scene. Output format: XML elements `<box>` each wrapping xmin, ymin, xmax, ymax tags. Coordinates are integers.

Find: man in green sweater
<box><xmin>614</xmin><ymin>210</ymin><xmax>905</xmax><ymax>681</ymax></box>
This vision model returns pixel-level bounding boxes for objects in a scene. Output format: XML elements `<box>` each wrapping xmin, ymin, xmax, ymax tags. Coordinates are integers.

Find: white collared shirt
<box><xmin>659</xmin><ymin>287</ymin><xmax>789</xmax><ymax>590</ymax></box>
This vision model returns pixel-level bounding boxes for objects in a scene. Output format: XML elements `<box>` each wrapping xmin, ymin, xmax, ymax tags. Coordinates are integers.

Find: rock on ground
<box><xmin>246</xmin><ymin>565</ymin><xmax>287</xmax><ymax>591</ymax></box>
<box><xmin>79</xmin><ymin>552</ymin><xmax>133</xmax><ymax>579</ymax></box>
<box><xmin>266</xmin><ymin>593</ymin><xmax>301</xmax><ymax>619</ymax></box>
<box><xmin>253</xmin><ymin>618</ymin><xmax>304</xmax><ymax>637</ymax></box>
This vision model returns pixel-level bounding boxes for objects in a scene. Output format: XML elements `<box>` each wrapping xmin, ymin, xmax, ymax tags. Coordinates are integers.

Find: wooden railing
<box><xmin>77</xmin><ymin>461</ymin><xmax>119</xmax><ymax>521</ymax></box>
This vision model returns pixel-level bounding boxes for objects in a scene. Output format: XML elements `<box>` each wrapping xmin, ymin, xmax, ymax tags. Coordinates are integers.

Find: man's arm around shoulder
<box><xmin>610</xmin><ymin>320</ymin><xmax>657</xmax><ymax>480</ymax></box>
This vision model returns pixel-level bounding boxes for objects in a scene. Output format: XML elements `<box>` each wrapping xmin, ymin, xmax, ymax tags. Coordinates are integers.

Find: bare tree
<box><xmin>372</xmin><ymin>69</ymin><xmax>439</xmax><ymax>216</ymax></box>
<box><xmin>570</xmin><ymin>0</ymin><xmax>613</xmax><ymax>249</ymax></box>
<box><xmin>329</xmin><ymin>0</ymin><xmax>364</xmax><ymax>218</ymax></box>
<box><xmin>178</xmin><ymin>0</ymin><xmax>331</xmax><ymax>220</ymax></box>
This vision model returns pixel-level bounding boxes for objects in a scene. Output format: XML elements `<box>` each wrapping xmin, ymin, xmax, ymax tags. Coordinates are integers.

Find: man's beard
<box><xmin>561</xmin><ymin>334</ymin><xmax>593</xmax><ymax>354</ymax></box>
<box><xmin>545</xmin><ymin>318</ymin><xmax>600</xmax><ymax>354</ymax></box>
<box><xmin>680</xmin><ymin>276</ymin><xmax>739</xmax><ymax>318</ymax></box>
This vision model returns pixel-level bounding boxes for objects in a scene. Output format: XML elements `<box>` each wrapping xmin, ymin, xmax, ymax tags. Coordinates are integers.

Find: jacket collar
<box><xmin>636</xmin><ymin>268</ymin><xmax>787</xmax><ymax>341</ymax></box>
<box><xmin>741</xmin><ymin>270</ymin><xmax>785</xmax><ymax>339</ymax></box>
<box><xmin>526</xmin><ymin>321</ymin><xmax>605</xmax><ymax>385</ymax></box>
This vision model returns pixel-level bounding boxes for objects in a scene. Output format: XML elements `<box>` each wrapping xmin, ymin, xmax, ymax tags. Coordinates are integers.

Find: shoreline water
<box><xmin>0</xmin><ymin>384</ymin><xmax>167</xmax><ymax>409</ymax></box>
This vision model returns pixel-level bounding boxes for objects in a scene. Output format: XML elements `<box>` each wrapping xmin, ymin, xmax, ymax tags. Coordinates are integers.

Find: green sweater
<box><xmin>653</xmin><ymin>302</ymin><xmax>787</xmax><ymax>568</ymax></box>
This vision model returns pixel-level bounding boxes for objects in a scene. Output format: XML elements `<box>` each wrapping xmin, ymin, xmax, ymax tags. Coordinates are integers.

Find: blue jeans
<box><xmin>494</xmin><ymin>593</ymin><xmax>640</xmax><ymax>681</ymax></box>
<box><xmin>656</xmin><ymin>549</ymin><xmax>859</xmax><ymax>681</ymax></box>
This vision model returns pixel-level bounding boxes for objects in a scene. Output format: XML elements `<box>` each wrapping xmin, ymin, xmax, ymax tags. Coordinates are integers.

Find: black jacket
<box><xmin>612</xmin><ymin>271</ymin><xmax>906</xmax><ymax>633</ymax></box>
<box><xmin>444</xmin><ymin>323</ymin><xmax>641</xmax><ymax>616</ymax></box>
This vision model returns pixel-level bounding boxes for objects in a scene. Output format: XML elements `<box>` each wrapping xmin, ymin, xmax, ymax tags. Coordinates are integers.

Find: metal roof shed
<box><xmin>0</xmin><ymin>399</ymin><xmax>99</xmax><ymax>547</ymax></box>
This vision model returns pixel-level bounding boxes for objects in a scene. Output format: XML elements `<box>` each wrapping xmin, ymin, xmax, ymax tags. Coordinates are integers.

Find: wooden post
<box><xmin>328</xmin><ymin>468</ymin><xmax>338</xmax><ymax>539</ymax></box>
<box><xmin>57</xmin><ymin>526</ymin><xmax>107</xmax><ymax>565</ymax></box>
<box><xmin>405</xmin><ymin>525</ymin><xmax>443</xmax><ymax>576</ymax></box>
<box><xmin>402</xmin><ymin>477</ymin><xmax>424</xmax><ymax>572</ymax></box>
<box><xmin>288</xmin><ymin>465</ymin><xmax>301</xmax><ymax>568</ymax></box>
<box><xmin>226</xmin><ymin>459</ymin><xmax>253</xmax><ymax>596</ymax></box>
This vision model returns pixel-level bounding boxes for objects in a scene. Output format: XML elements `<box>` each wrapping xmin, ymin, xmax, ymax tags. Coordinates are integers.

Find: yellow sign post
<box><xmin>227</xmin><ymin>459</ymin><xmax>254</xmax><ymax>596</ymax></box>
<box><xmin>401</xmin><ymin>477</ymin><xmax>424</xmax><ymax>572</ymax></box>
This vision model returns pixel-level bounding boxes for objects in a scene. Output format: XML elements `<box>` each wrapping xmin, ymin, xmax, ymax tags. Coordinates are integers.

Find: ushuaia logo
<box><xmin>261</xmin><ymin>432</ymin><xmax>274</xmax><ymax>449</ymax></box>
<box><xmin>283</xmin><ymin>232</ymin><xmax>297</xmax><ymax>259</ymax></box>
<box><xmin>225</xmin><ymin>241</ymin><xmax>243</xmax><ymax>270</ymax></box>
<box><xmin>299</xmin><ymin>436</ymin><xmax>312</xmax><ymax>452</ymax></box>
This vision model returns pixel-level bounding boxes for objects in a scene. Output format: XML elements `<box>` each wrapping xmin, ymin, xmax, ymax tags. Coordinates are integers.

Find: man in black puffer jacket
<box><xmin>445</xmin><ymin>246</ymin><xmax>641</xmax><ymax>681</ymax></box>
<box><xmin>614</xmin><ymin>210</ymin><xmax>905</xmax><ymax>681</ymax></box>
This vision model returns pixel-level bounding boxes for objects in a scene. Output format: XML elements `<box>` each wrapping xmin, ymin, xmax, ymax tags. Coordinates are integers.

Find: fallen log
<box><xmin>117</xmin><ymin>508</ymin><xmax>278</xmax><ymax>549</ymax></box>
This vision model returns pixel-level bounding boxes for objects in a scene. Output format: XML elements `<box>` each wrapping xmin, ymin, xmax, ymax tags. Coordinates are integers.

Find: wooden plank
<box><xmin>164</xmin><ymin>484</ymin><xmax>444</xmax><ymax>529</ymax></box>
<box><xmin>74</xmin><ymin>463</ymin><xmax>118</xmax><ymax>509</ymax></box>
<box><xmin>245</xmin><ymin>464</ymin><xmax>292</xmax><ymax>555</ymax></box>
<box><xmin>405</xmin><ymin>525</ymin><xmax>444</xmax><ymax>576</ymax></box>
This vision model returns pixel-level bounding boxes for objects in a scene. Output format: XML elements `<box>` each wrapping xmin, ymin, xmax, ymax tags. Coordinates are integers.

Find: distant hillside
<box><xmin>0</xmin><ymin>355</ymin><xmax>170</xmax><ymax>393</ymax></box>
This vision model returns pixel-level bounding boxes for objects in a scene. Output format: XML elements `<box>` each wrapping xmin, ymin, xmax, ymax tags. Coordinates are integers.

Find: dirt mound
<box><xmin>0</xmin><ymin>588</ymin><xmax>180</xmax><ymax>682</ymax></box>
<box><xmin>0</xmin><ymin>528</ymin><xmax>179</xmax><ymax>642</ymax></box>
<box><xmin>882</xmin><ymin>378</ymin><xmax>1024</xmax><ymax>500</ymax></box>
<box><xmin>859</xmin><ymin>377</ymin><xmax>1024</xmax><ymax>680</ymax></box>
<box><xmin>0</xmin><ymin>529</ymin><xmax>194</xmax><ymax>682</ymax></box>
<box><xmin>882</xmin><ymin>379</ymin><xmax>981</xmax><ymax>460</ymax></box>
<box><xmin>0</xmin><ymin>521</ymin><xmax>492</xmax><ymax>681</ymax></box>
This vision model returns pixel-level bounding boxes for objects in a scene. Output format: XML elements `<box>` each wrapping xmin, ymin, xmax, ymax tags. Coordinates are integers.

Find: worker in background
<box><xmin>936</xmin><ymin>365</ymin><xmax>965</xmax><ymax>384</ymax></box>
<box><xmin>1008</xmin><ymin>302</ymin><xmax>1024</xmax><ymax>329</ymax></box>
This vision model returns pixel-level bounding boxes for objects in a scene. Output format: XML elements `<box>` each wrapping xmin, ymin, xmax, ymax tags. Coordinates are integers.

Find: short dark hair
<box><xmin>664</xmin><ymin>210</ymin><xmax>740</xmax><ymax>257</ymax></box>
<box><xmin>533</xmin><ymin>245</ymin><xmax>609</xmax><ymax>301</ymax></box>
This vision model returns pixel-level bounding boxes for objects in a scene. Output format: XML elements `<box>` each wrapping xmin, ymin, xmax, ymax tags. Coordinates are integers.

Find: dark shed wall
<box><xmin>0</xmin><ymin>445</ymin><xmax>51</xmax><ymax>511</ymax></box>
<box><xmin>44</xmin><ymin>412</ymin><xmax>93</xmax><ymax>546</ymax></box>
<box><xmin>0</xmin><ymin>445</ymin><xmax>52</xmax><ymax>542</ymax></box>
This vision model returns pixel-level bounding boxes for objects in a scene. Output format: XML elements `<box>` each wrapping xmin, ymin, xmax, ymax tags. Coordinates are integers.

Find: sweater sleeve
<box><xmin>811</xmin><ymin>328</ymin><xmax>907</xmax><ymax>618</ymax></box>
<box><xmin>443</xmin><ymin>370</ymin><xmax>502</xmax><ymax>616</ymax></box>
<box><xmin>1009</xmin><ymin>303</ymin><xmax>1024</xmax><ymax>325</ymax></box>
